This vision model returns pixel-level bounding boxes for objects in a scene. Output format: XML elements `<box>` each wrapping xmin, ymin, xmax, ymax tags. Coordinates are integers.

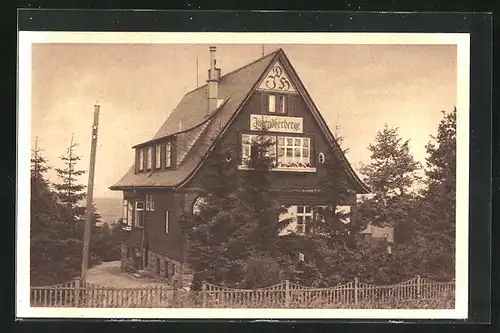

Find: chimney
<box><xmin>207</xmin><ymin>46</ymin><xmax>221</xmax><ymax>114</ymax></box>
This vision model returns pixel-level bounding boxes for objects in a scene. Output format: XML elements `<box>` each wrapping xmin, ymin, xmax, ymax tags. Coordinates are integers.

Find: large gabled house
<box><xmin>110</xmin><ymin>46</ymin><xmax>369</xmax><ymax>282</ymax></box>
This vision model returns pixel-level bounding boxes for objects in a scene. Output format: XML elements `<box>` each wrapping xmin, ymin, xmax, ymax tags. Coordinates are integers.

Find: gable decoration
<box><xmin>257</xmin><ymin>61</ymin><xmax>297</xmax><ymax>93</ymax></box>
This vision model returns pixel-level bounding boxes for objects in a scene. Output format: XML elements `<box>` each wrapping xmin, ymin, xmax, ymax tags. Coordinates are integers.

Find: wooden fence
<box><xmin>30</xmin><ymin>275</ymin><xmax>454</xmax><ymax>308</ymax></box>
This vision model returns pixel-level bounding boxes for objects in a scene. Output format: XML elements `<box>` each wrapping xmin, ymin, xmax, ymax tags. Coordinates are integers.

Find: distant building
<box><xmin>362</xmin><ymin>224</ymin><xmax>394</xmax><ymax>254</ymax></box>
<box><xmin>110</xmin><ymin>47</ymin><xmax>369</xmax><ymax>281</ymax></box>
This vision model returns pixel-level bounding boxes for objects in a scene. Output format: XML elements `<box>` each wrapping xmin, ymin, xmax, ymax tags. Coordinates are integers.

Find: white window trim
<box><xmin>155</xmin><ymin>145</ymin><xmax>161</xmax><ymax>169</ymax></box>
<box><xmin>296</xmin><ymin>206</ymin><xmax>313</xmax><ymax>235</ymax></box>
<box><xmin>268</xmin><ymin>95</ymin><xmax>276</xmax><ymax>113</ymax></box>
<box><xmin>165</xmin><ymin>210</ymin><xmax>170</xmax><ymax>234</ymax></box>
<box><xmin>240</xmin><ymin>134</ymin><xmax>313</xmax><ymax>171</ymax></box>
<box><xmin>277</xmin><ymin>136</ymin><xmax>311</xmax><ymax>168</ymax></box>
<box><xmin>192</xmin><ymin>197</ymin><xmax>207</xmax><ymax>215</ymax></box>
<box><xmin>277</xmin><ymin>95</ymin><xmax>286</xmax><ymax>114</ymax></box>
<box><xmin>146</xmin><ymin>147</ymin><xmax>153</xmax><ymax>170</ymax></box>
<box><xmin>335</xmin><ymin>205</ymin><xmax>351</xmax><ymax>224</ymax></box>
<box><xmin>145</xmin><ymin>194</ymin><xmax>155</xmax><ymax>212</ymax></box>
<box><xmin>138</xmin><ymin>149</ymin><xmax>144</xmax><ymax>171</ymax></box>
<box><xmin>122</xmin><ymin>199</ymin><xmax>132</xmax><ymax>231</ymax></box>
<box><xmin>135</xmin><ymin>201</ymin><xmax>144</xmax><ymax>228</ymax></box>
<box><xmin>165</xmin><ymin>142</ymin><xmax>172</xmax><ymax>168</ymax></box>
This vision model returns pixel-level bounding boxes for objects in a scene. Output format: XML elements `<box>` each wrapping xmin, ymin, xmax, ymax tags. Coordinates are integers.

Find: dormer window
<box><xmin>138</xmin><ymin>148</ymin><xmax>144</xmax><ymax>172</ymax></box>
<box><xmin>155</xmin><ymin>144</ymin><xmax>161</xmax><ymax>169</ymax></box>
<box><xmin>165</xmin><ymin>142</ymin><xmax>172</xmax><ymax>168</ymax></box>
<box><xmin>146</xmin><ymin>146</ymin><xmax>153</xmax><ymax>170</ymax></box>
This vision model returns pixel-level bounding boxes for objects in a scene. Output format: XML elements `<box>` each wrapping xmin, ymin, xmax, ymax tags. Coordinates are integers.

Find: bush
<box><xmin>244</xmin><ymin>256</ymin><xmax>282</xmax><ymax>288</ymax></box>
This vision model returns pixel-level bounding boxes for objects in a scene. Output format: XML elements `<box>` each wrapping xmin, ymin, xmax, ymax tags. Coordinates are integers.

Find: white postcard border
<box><xmin>17</xmin><ymin>31</ymin><xmax>470</xmax><ymax>319</ymax></box>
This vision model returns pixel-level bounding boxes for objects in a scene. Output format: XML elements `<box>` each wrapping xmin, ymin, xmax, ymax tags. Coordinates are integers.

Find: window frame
<box><xmin>165</xmin><ymin>210</ymin><xmax>170</xmax><ymax>234</ymax></box>
<box><xmin>165</xmin><ymin>142</ymin><xmax>172</xmax><ymax>168</ymax></box>
<box><xmin>135</xmin><ymin>201</ymin><xmax>145</xmax><ymax>228</ymax></box>
<box><xmin>239</xmin><ymin>132</ymin><xmax>314</xmax><ymax>171</ymax></box>
<box><xmin>138</xmin><ymin>149</ymin><xmax>144</xmax><ymax>172</ymax></box>
<box><xmin>146</xmin><ymin>146</ymin><xmax>153</xmax><ymax>171</ymax></box>
<box><xmin>266</xmin><ymin>93</ymin><xmax>288</xmax><ymax>115</ymax></box>
<box><xmin>277</xmin><ymin>136</ymin><xmax>311</xmax><ymax>168</ymax></box>
<box><xmin>335</xmin><ymin>205</ymin><xmax>351</xmax><ymax>224</ymax></box>
<box><xmin>296</xmin><ymin>206</ymin><xmax>314</xmax><ymax>235</ymax></box>
<box><xmin>155</xmin><ymin>144</ymin><xmax>161</xmax><ymax>169</ymax></box>
<box><xmin>146</xmin><ymin>194</ymin><xmax>155</xmax><ymax>212</ymax></box>
<box><xmin>122</xmin><ymin>199</ymin><xmax>132</xmax><ymax>230</ymax></box>
<box><xmin>240</xmin><ymin>134</ymin><xmax>276</xmax><ymax>164</ymax></box>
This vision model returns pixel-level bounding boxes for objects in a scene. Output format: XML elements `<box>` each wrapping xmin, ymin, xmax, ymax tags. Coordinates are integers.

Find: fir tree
<box><xmin>239</xmin><ymin>132</ymin><xmax>287</xmax><ymax>257</ymax></box>
<box><xmin>30</xmin><ymin>137</ymin><xmax>60</xmax><ymax>234</ymax></box>
<box><xmin>181</xmin><ymin>143</ymin><xmax>248</xmax><ymax>289</ymax></box>
<box><xmin>53</xmin><ymin>135</ymin><xmax>86</xmax><ymax>228</ymax></box>
<box><xmin>357</xmin><ymin>125</ymin><xmax>420</xmax><ymax>243</ymax></box>
<box><xmin>414</xmin><ymin>108</ymin><xmax>456</xmax><ymax>280</ymax></box>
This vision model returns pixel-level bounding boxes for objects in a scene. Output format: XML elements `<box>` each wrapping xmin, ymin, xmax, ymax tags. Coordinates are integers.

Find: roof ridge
<box><xmin>181</xmin><ymin>48</ymin><xmax>281</xmax><ymax>96</ymax></box>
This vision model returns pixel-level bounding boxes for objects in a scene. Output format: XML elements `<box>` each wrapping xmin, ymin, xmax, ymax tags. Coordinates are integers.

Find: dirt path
<box><xmin>87</xmin><ymin>261</ymin><xmax>168</xmax><ymax>288</ymax></box>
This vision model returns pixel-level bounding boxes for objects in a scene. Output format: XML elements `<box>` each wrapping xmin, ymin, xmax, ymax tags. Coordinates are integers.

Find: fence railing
<box><xmin>30</xmin><ymin>275</ymin><xmax>455</xmax><ymax>308</ymax></box>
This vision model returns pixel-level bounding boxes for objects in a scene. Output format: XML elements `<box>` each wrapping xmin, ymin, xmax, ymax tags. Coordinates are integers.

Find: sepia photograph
<box><xmin>17</xmin><ymin>32</ymin><xmax>470</xmax><ymax>319</ymax></box>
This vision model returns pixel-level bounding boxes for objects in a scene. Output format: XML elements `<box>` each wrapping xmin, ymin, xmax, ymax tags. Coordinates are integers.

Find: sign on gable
<box><xmin>250</xmin><ymin>114</ymin><xmax>303</xmax><ymax>133</ymax></box>
<box><xmin>257</xmin><ymin>61</ymin><xmax>297</xmax><ymax>93</ymax></box>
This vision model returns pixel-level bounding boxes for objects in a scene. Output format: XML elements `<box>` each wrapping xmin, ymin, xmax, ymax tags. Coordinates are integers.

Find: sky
<box><xmin>30</xmin><ymin>43</ymin><xmax>457</xmax><ymax>198</ymax></box>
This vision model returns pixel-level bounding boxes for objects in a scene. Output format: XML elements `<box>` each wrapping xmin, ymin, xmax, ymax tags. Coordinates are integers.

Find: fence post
<box><xmin>416</xmin><ymin>275</ymin><xmax>421</xmax><ymax>299</ymax></box>
<box><xmin>74</xmin><ymin>278</ymin><xmax>81</xmax><ymax>307</ymax></box>
<box><xmin>201</xmin><ymin>281</ymin><xmax>207</xmax><ymax>307</ymax></box>
<box><xmin>284</xmin><ymin>280</ymin><xmax>290</xmax><ymax>307</ymax></box>
<box><xmin>354</xmin><ymin>278</ymin><xmax>359</xmax><ymax>305</ymax></box>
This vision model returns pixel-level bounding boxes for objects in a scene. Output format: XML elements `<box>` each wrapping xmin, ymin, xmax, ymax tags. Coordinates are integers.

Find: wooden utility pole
<box><xmin>81</xmin><ymin>103</ymin><xmax>100</xmax><ymax>285</ymax></box>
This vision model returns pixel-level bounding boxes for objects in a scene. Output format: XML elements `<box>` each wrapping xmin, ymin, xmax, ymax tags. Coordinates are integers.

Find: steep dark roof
<box><xmin>110</xmin><ymin>50</ymin><xmax>279</xmax><ymax>190</ymax></box>
<box><xmin>110</xmin><ymin>49</ymin><xmax>370</xmax><ymax>193</ymax></box>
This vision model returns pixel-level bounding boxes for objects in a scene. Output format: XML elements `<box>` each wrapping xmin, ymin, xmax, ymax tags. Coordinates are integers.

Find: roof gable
<box><xmin>256</xmin><ymin>60</ymin><xmax>297</xmax><ymax>93</ymax></box>
<box><xmin>111</xmin><ymin>48</ymin><xmax>369</xmax><ymax>194</ymax></box>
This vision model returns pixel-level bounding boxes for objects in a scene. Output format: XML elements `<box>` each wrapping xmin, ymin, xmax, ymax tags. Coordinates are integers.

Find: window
<box><xmin>267</xmin><ymin>94</ymin><xmax>287</xmax><ymax>114</ymax></box>
<box><xmin>277</xmin><ymin>95</ymin><xmax>286</xmax><ymax>113</ymax></box>
<box><xmin>165</xmin><ymin>142</ymin><xmax>172</xmax><ymax>168</ymax></box>
<box><xmin>318</xmin><ymin>152</ymin><xmax>325</xmax><ymax>164</ymax></box>
<box><xmin>122</xmin><ymin>200</ymin><xmax>133</xmax><ymax>230</ymax></box>
<box><xmin>138</xmin><ymin>149</ymin><xmax>144</xmax><ymax>171</ymax></box>
<box><xmin>155</xmin><ymin>144</ymin><xmax>161</xmax><ymax>169</ymax></box>
<box><xmin>165</xmin><ymin>210</ymin><xmax>170</xmax><ymax>233</ymax></box>
<box><xmin>146</xmin><ymin>146</ymin><xmax>153</xmax><ymax>170</ymax></box>
<box><xmin>277</xmin><ymin>136</ymin><xmax>311</xmax><ymax>168</ymax></box>
<box><xmin>135</xmin><ymin>201</ymin><xmax>144</xmax><ymax>227</ymax></box>
<box><xmin>146</xmin><ymin>194</ymin><xmax>155</xmax><ymax>211</ymax></box>
<box><xmin>192</xmin><ymin>197</ymin><xmax>207</xmax><ymax>215</ymax></box>
<box><xmin>267</xmin><ymin>95</ymin><xmax>276</xmax><ymax>113</ymax></box>
<box><xmin>241</xmin><ymin>134</ymin><xmax>276</xmax><ymax>163</ymax></box>
<box><xmin>296</xmin><ymin>206</ymin><xmax>313</xmax><ymax>235</ymax></box>
<box><xmin>335</xmin><ymin>205</ymin><xmax>351</xmax><ymax>224</ymax></box>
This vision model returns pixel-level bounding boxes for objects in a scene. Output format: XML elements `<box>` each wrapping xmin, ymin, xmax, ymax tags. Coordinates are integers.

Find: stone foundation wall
<box><xmin>121</xmin><ymin>244</ymin><xmax>189</xmax><ymax>286</ymax></box>
<box><xmin>144</xmin><ymin>250</ymin><xmax>183</xmax><ymax>284</ymax></box>
<box><xmin>120</xmin><ymin>242</ymin><xmax>139</xmax><ymax>273</ymax></box>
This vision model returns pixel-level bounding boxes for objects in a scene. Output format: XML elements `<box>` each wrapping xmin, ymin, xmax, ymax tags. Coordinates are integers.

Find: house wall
<box><xmin>120</xmin><ymin>189</ymin><xmax>192</xmax><ymax>270</ymax></box>
<box><xmin>188</xmin><ymin>90</ymin><xmax>358</xmax><ymax>206</ymax></box>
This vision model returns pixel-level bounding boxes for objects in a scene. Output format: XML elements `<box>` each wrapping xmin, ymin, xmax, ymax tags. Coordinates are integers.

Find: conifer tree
<box><xmin>181</xmin><ymin>143</ymin><xmax>248</xmax><ymax>289</ymax></box>
<box><xmin>30</xmin><ymin>137</ymin><xmax>60</xmax><ymax>233</ymax></box>
<box><xmin>237</xmin><ymin>129</ymin><xmax>295</xmax><ymax>287</ymax></box>
<box><xmin>53</xmin><ymin>135</ymin><xmax>86</xmax><ymax>231</ymax></box>
<box><xmin>357</xmin><ymin>125</ymin><xmax>420</xmax><ymax>243</ymax></box>
<box><xmin>414</xmin><ymin>108</ymin><xmax>456</xmax><ymax>280</ymax></box>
